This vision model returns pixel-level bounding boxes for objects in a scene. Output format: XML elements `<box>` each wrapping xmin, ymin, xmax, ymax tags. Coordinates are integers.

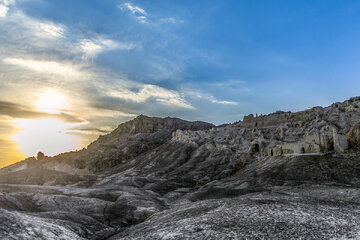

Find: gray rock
<box><xmin>1</xmin><ymin>97</ymin><xmax>360</xmax><ymax>239</ymax></box>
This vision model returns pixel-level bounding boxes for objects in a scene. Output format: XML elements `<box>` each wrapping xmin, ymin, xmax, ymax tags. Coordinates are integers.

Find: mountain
<box><xmin>1</xmin><ymin>97</ymin><xmax>360</xmax><ymax>239</ymax></box>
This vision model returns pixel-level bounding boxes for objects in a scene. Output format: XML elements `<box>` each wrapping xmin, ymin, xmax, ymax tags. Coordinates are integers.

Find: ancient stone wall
<box><xmin>268</xmin><ymin>132</ymin><xmax>345</xmax><ymax>156</ymax></box>
<box><xmin>238</xmin><ymin>107</ymin><xmax>320</xmax><ymax>128</ymax></box>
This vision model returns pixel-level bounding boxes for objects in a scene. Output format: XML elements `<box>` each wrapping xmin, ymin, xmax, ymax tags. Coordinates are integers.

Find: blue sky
<box><xmin>15</xmin><ymin>0</ymin><xmax>360</xmax><ymax>117</ymax></box>
<box><xmin>0</xmin><ymin>0</ymin><xmax>360</xmax><ymax>164</ymax></box>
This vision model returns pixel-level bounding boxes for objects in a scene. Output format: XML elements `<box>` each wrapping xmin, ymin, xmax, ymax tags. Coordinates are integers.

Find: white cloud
<box><xmin>89</xmin><ymin>109</ymin><xmax>137</xmax><ymax>118</ymax></box>
<box><xmin>107</xmin><ymin>84</ymin><xmax>194</xmax><ymax>109</ymax></box>
<box><xmin>210</xmin><ymin>99</ymin><xmax>238</xmax><ymax>105</ymax></box>
<box><xmin>123</xmin><ymin>2</ymin><xmax>146</xmax><ymax>15</ymax></box>
<box><xmin>136</xmin><ymin>15</ymin><xmax>146</xmax><ymax>23</ymax></box>
<box><xmin>0</xmin><ymin>7</ymin><xmax>130</xmax><ymax>63</ymax></box>
<box><xmin>3</xmin><ymin>57</ymin><xmax>82</xmax><ymax>77</ymax></box>
<box><xmin>0</xmin><ymin>0</ymin><xmax>14</xmax><ymax>18</ymax></box>
<box><xmin>6</xmin><ymin>11</ymin><xmax>66</xmax><ymax>38</ymax></box>
<box><xmin>0</xmin><ymin>0</ymin><xmax>15</xmax><ymax>6</ymax></box>
<box><xmin>79</xmin><ymin>39</ymin><xmax>102</xmax><ymax>56</ymax></box>
<box><xmin>187</xmin><ymin>91</ymin><xmax>238</xmax><ymax>105</ymax></box>
<box><xmin>119</xmin><ymin>3</ymin><xmax>184</xmax><ymax>26</ymax></box>
<box><xmin>39</xmin><ymin>22</ymin><xmax>64</xmax><ymax>38</ymax></box>
<box><xmin>79</xmin><ymin>38</ymin><xmax>136</xmax><ymax>58</ymax></box>
<box><xmin>0</xmin><ymin>3</ymin><xmax>8</xmax><ymax>17</ymax></box>
<box><xmin>119</xmin><ymin>2</ymin><xmax>147</xmax><ymax>23</ymax></box>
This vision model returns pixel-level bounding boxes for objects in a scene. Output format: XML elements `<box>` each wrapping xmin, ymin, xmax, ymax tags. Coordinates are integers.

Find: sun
<box><xmin>35</xmin><ymin>90</ymin><xmax>68</xmax><ymax>114</ymax></box>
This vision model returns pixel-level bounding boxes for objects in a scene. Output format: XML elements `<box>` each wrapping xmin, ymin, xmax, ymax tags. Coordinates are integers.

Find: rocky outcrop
<box><xmin>77</xmin><ymin>115</ymin><xmax>213</xmax><ymax>172</ymax></box>
<box><xmin>87</xmin><ymin>115</ymin><xmax>214</xmax><ymax>149</ymax></box>
<box><xmin>1</xmin><ymin>97</ymin><xmax>360</xmax><ymax>239</ymax></box>
<box><xmin>2</xmin><ymin>115</ymin><xmax>213</xmax><ymax>174</ymax></box>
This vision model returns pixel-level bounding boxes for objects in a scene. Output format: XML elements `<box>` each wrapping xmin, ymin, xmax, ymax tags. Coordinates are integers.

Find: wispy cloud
<box><xmin>39</xmin><ymin>22</ymin><xmax>64</xmax><ymax>38</ymax></box>
<box><xmin>119</xmin><ymin>2</ymin><xmax>147</xmax><ymax>23</ymax></box>
<box><xmin>0</xmin><ymin>100</ymin><xmax>84</xmax><ymax>123</ymax></box>
<box><xmin>210</xmin><ymin>99</ymin><xmax>238</xmax><ymax>105</ymax></box>
<box><xmin>0</xmin><ymin>7</ymin><xmax>130</xmax><ymax>65</ymax></box>
<box><xmin>79</xmin><ymin>38</ymin><xmax>137</xmax><ymax>58</ymax></box>
<box><xmin>187</xmin><ymin>91</ymin><xmax>238</xmax><ymax>105</ymax></box>
<box><xmin>6</xmin><ymin>11</ymin><xmax>66</xmax><ymax>39</ymax></box>
<box><xmin>107</xmin><ymin>84</ymin><xmax>194</xmax><ymax>109</ymax></box>
<box><xmin>3</xmin><ymin>57</ymin><xmax>83</xmax><ymax>77</ymax></box>
<box><xmin>68</xmin><ymin>127</ymin><xmax>111</xmax><ymax>135</ymax></box>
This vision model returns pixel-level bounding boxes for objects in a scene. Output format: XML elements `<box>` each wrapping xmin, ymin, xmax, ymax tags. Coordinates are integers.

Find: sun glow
<box><xmin>12</xmin><ymin>119</ymin><xmax>81</xmax><ymax>157</ymax></box>
<box><xmin>35</xmin><ymin>91</ymin><xmax>68</xmax><ymax>114</ymax></box>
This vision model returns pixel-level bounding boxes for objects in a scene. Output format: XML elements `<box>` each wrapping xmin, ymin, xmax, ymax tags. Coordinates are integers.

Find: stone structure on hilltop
<box><xmin>172</xmin><ymin>96</ymin><xmax>360</xmax><ymax>157</ymax></box>
<box><xmin>268</xmin><ymin>129</ymin><xmax>348</xmax><ymax>156</ymax></box>
<box><xmin>240</xmin><ymin>97</ymin><xmax>360</xmax><ymax>156</ymax></box>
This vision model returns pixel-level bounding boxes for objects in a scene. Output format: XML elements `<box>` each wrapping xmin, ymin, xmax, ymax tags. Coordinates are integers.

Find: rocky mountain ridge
<box><xmin>1</xmin><ymin>115</ymin><xmax>213</xmax><ymax>176</ymax></box>
<box><xmin>1</xmin><ymin>97</ymin><xmax>360</xmax><ymax>239</ymax></box>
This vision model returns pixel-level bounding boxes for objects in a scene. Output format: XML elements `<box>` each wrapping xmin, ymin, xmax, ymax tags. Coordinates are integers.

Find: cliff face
<box><xmin>1</xmin><ymin>97</ymin><xmax>360</xmax><ymax>239</ymax></box>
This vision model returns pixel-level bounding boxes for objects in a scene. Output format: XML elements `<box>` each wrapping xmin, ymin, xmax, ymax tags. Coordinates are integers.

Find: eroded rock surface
<box><xmin>1</xmin><ymin>97</ymin><xmax>360</xmax><ymax>239</ymax></box>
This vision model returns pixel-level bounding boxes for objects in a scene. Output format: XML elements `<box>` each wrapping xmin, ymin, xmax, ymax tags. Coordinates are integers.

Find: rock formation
<box><xmin>1</xmin><ymin>97</ymin><xmax>360</xmax><ymax>239</ymax></box>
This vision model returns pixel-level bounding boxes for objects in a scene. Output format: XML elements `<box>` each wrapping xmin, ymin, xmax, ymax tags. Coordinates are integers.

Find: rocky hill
<box><xmin>1</xmin><ymin>97</ymin><xmax>360</xmax><ymax>239</ymax></box>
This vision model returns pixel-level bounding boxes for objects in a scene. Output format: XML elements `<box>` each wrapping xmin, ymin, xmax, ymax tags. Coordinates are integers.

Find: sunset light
<box><xmin>12</xmin><ymin>119</ymin><xmax>81</xmax><ymax>157</ymax></box>
<box><xmin>35</xmin><ymin>90</ymin><xmax>68</xmax><ymax>114</ymax></box>
<box><xmin>2</xmin><ymin>1</ymin><xmax>360</xmax><ymax>238</ymax></box>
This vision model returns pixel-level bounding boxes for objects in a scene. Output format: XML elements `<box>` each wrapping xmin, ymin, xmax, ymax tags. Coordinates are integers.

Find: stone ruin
<box><xmin>172</xmin><ymin>96</ymin><xmax>360</xmax><ymax>157</ymax></box>
<box><xmin>268</xmin><ymin>129</ymin><xmax>348</xmax><ymax>156</ymax></box>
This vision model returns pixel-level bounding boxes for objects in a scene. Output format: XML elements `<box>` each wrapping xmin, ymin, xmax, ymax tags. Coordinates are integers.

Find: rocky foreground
<box><xmin>1</xmin><ymin>97</ymin><xmax>360</xmax><ymax>239</ymax></box>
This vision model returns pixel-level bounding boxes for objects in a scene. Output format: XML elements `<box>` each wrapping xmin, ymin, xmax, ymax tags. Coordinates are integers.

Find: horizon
<box><xmin>1</xmin><ymin>94</ymin><xmax>357</xmax><ymax>168</ymax></box>
<box><xmin>1</xmin><ymin>0</ymin><xmax>360</xmax><ymax>167</ymax></box>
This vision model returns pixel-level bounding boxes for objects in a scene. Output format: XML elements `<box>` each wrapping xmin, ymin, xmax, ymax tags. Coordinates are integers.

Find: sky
<box><xmin>1</xmin><ymin>0</ymin><xmax>360</xmax><ymax>167</ymax></box>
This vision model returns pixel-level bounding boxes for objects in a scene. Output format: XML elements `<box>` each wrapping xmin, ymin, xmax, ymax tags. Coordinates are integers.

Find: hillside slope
<box><xmin>1</xmin><ymin>97</ymin><xmax>360</xmax><ymax>239</ymax></box>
